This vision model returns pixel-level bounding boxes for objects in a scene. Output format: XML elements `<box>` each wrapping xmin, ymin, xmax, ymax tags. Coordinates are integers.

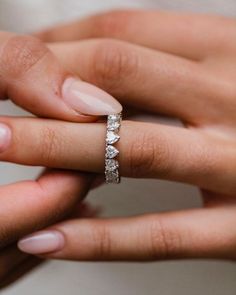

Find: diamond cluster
<box><xmin>105</xmin><ymin>113</ymin><xmax>122</xmax><ymax>184</ymax></box>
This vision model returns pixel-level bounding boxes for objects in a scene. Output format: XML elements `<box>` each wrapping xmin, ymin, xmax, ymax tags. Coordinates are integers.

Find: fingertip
<box><xmin>62</xmin><ymin>78</ymin><xmax>122</xmax><ymax>116</ymax></box>
<box><xmin>18</xmin><ymin>230</ymin><xmax>65</xmax><ymax>255</ymax></box>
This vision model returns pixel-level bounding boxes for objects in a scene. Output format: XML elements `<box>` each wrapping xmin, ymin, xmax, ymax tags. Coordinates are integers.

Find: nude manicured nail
<box><xmin>18</xmin><ymin>231</ymin><xmax>65</xmax><ymax>254</ymax></box>
<box><xmin>0</xmin><ymin>123</ymin><xmax>11</xmax><ymax>152</ymax></box>
<box><xmin>62</xmin><ymin>78</ymin><xmax>122</xmax><ymax>115</ymax></box>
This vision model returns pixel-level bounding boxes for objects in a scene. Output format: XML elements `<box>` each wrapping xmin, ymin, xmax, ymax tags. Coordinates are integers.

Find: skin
<box><xmin>0</xmin><ymin>10</ymin><xmax>236</xmax><ymax>281</ymax></box>
<box><xmin>0</xmin><ymin>170</ymin><xmax>94</xmax><ymax>288</ymax></box>
<box><xmin>0</xmin><ymin>201</ymin><xmax>98</xmax><ymax>289</ymax></box>
<box><xmin>0</xmin><ymin>31</ymin><xmax>101</xmax><ymax>286</ymax></box>
<box><xmin>33</xmin><ymin>10</ymin><xmax>236</xmax><ymax>260</ymax></box>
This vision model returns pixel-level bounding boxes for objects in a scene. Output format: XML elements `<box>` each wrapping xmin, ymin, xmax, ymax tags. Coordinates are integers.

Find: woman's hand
<box><xmin>0</xmin><ymin>200</ymin><xmax>98</xmax><ymax>289</ymax></box>
<box><xmin>8</xmin><ymin>10</ymin><xmax>236</xmax><ymax>260</ymax></box>
<box><xmin>0</xmin><ymin>30</ymin><xmax>121</xmax><ymax>285</ymax></box>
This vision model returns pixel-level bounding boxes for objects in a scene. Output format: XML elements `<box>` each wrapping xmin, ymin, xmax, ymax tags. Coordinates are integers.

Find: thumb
<box><xmin>0</xmin><ymin>33</ymin><xmax>122</xmax><ymax>121</ymax></box>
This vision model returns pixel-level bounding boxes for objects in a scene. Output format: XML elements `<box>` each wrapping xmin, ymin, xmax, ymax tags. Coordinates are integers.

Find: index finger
<box><xmin>0</xmin><ymin>32</ymin><xmax>121</xmax><ymax>121</ymax></box>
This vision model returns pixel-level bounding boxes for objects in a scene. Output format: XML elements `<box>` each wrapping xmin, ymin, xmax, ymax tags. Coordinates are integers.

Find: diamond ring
<box><xmin>105</xmin><ymin>113</ymin><xmax>122</xmax><ymax>184</ymax></box>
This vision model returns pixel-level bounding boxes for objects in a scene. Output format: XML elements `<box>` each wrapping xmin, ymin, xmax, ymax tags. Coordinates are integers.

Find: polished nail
<box><xmin>0</xmin><ymin>123</ymin><xmax>11</xmax><ymax>152</ymax></box>
<box><xmin>18</xmin><ymin>230</ymin><xmax>65</xmax><ymax>254</ymax></box>
<box><xmin>62</xmin><ymin>78</ymin><xmax>122</xmax><ymax>116</ymax></box>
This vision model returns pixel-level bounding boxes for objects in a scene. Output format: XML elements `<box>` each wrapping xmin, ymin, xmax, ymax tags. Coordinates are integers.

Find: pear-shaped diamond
<box><xmin>106</xmin><ymin>145</ymin><xmax>119</xmax><ymax>159</ymax></box>
<box><xmin>106</xmin><ymin>159</ymin><xmax>119</xmax><ymax>171</ymax></box>
<box><xmin>107</xmin><ymin>121</ymin><xmax>120</xmax><ymax>131</ymax></box>
<box><xmin>106</xmin><ymin>170</ymin><xmax>120</xmax><ymax>184</ymax></box>
<box><xmin>107</xmin><ymin>114</ymin><xmax>121</xmax><ymax>131</ymax></box>
<box><xmin>106</xmin><ymin>131</ymin><xmax>120</xmax><ymax>145</ymax></box>
<box><xmin>108</xmin><ymin>114</ymin><xmax>122</xmax><ymax>123</ymax></box>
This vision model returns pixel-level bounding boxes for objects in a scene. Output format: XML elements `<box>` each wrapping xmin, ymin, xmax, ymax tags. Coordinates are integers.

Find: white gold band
<box><xmin>105</xmin><ymin>113</ymin><xmax>122</xmax><ymax>184</ymax></box>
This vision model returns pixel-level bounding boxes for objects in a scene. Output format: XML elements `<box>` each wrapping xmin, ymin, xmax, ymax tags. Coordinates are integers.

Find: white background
<box><xmin>0</xmin><ymin>0</ymin><xmax>236</xmax><ymax>294</ymax></box>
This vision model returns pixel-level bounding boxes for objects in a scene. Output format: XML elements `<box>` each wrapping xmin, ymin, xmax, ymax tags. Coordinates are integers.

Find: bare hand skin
<box><xmin>0</xmin><ymin>170</ymin><xmax>94</xmax><ymax>287</ymax></box>
<box><xmin>0</xmin><ymin>29</ymin><xmax>121</xmax><ymax>285</ymax></box>
<box><xmin>0</xmin><ymin>201</ymin><xmax>100</xmax><ymax>289</ymax></box>
<box><xmin>4</xmin><ymin>10</ymin><xmax>236</xmax><ymax>261</ymax></box>
<box><xmin>0</xmin><ymin>33</ymin><xmax>121</xmax><ymax>119</ymax></box>
<box><xmin>0</xmin><ymin>201</ymin><xmax>98</xmax><ymax>289</ymax></box>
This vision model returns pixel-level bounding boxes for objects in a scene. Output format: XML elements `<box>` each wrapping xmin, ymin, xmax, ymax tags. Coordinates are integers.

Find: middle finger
<box><xmin>50</xmin><ymin>39</ymin><xmax>229</xmax><ymax>124</ymax></box>
<box><xmin>0</xmin><ymin>116</ymin><xmax>235</xmax><ymax>195</ymax></box>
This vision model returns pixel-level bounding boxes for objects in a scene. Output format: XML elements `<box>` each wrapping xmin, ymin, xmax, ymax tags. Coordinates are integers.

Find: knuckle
<box><xmin>91</xmin><ymin>10</ymin><xmax>133</xmax><ymax>37</ymax></box>
<box><xmin>128</xmin><ymin>130</ymin><xmax>156</xmax><ymax>177</ymax></box>
<box><xmin>90</xmin><ymin>222</ymin><xmax>112</xmax><ymax>260</ymax></box>
<box><xmin>0</xmin><ymin>35</ymin><xmax>49</xmax><ymax>78</ymax></box>
<box><xmin>40</xmin><ymin>125</ymin><xmax>61</xmax><ymax>164</ymax></box>
<box><xmin>147</xmin><ymin>216</ymin><xmax>182</xmax><ymax>260</ymax></box>
<box><xmin>90</xmin><ymin>39</ymin><xmax>139</xmax><ymax>92</ymax></box>
<box><xmin>127</xmin><ymin>125</ymin><xmax>170</xmax><ymax>177</ymax></box>
<box><xmin>36</xmin><ymin>179</ymin><xmax>79</xmax><ymax>224</ymax></box>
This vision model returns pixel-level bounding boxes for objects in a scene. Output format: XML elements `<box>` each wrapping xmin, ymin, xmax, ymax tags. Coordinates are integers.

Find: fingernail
<box><xmin>0</xmin><ymin>123</ymin><xmax>11</xmax><ymax>152</ymax></box>
<box><xmin>18</xmin><ymin>230</ymin><xmax>65</xmax><ymax>254</ymax></box>
<box><xmin>62</xmin><ymin>78</ymin><xmax>122</xmax><ymax>116</ymax></box>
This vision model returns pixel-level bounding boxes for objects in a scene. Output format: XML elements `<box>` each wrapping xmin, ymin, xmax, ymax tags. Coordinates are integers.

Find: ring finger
<box><xmin>0</xmin><ymin>116</ymin><xmax>235</xmax><ymax>195</ymax></box>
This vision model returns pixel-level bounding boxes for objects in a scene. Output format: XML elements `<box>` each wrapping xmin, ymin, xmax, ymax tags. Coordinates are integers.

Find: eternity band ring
<box><xmin>105</xmin><ymin>113</ymin><xmax>122</xmax><ymax>184</ymax></box>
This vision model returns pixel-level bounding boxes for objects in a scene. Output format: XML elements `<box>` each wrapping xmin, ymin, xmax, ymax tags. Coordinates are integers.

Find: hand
<box><xmin>6</xmin><ymin>10</ymin><xmax>236</xmax><ymax>260</ymax></box>
<box><xmin>0</xmin><ymin>31</ymin><xmax>121</xmax><ymax>285</ymax></box>
<box><xmin>0</xmin><ymin>201</ymin><xmax>100</xmax><ymax>289</ymax></box>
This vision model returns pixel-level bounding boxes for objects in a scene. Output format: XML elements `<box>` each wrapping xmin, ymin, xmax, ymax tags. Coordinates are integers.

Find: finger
<box><xmin>37</xmin><ymin>10</ymin><xmax>236</xmax><ymax>60</ymax></box>
<box><xmin>0</xmin><ymin>203</ymin><xmax>97</xmax><ymax>288</ymax></box>
<box><xmin>0</xmin><ymin>32</ymin><xmax>121</xmax><ymax>120</ymax></box>
<box><xmin>0</xmin><ymin>169</ymin><xmax>92</xmax><ymax>248</ymax></box>
<box><xmin>0</xmin><ymin>117</ymin><xmax>234</xmax><ymax>195</ymax></box>
<box><xmin>49</xmin><ymin>40</ymin><xmax>227</xmax><ymax>123</ymax></box>
<box><xmin>18</xmin><ymin>206</ymin><xmax>236</xmax><ymax>261</ymax></box>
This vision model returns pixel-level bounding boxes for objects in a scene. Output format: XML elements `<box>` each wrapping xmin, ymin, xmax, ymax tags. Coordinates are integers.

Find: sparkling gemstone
<box><xmin>107</xmin><ymin>114</ymin><xmax>121</xmax><ymax>131</ymax></box>
<box><xmin>108</xmin><ymin>114</ymin><xmax>121</xmax><ymax>122</ymax></box>
<box><xmin>106</xmin><ymin>145</ymin><xmax>119</xmax><ymax>158</ymax></box>
<box><xmin>106</xmin><ymin>170</ymin><xmax>120</xmax><ymax>184</ymax></box>
<box><xmin>107</xmin><ymin>121</ymin><xmax>120</xmax><ymax>131</ymax></box>
<box><xmin>106</xmin><ymin>159</ymin><xmax>119</xmax><ymax>171</ymax></box>
<box><xmin>106</xmin><ymin>131</ymin><xmax>120</xmax><ymax>145</ymax></box>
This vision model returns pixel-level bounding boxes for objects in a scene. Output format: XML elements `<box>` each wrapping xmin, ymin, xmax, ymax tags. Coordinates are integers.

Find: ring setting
<box><xmin>105</xmin><ymin>113</ymin><xmax>122</xmax><ymax>184</ymax></box>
